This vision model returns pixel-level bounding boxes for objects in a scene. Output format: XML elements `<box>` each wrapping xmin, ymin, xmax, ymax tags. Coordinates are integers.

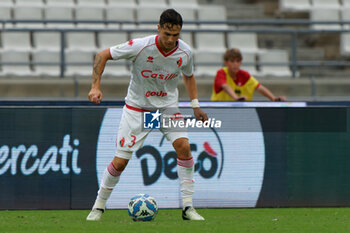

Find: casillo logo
<box><xmin>141</xmin><ymin>70</ymin><xmax>178</xmax><ymax>81</ymax></box>
<box><xmin>145</xmin><ymin>91</ymin><xmax>167</xmax><ymax>97</ymax></box>
<box><xmin>0</xmin><ymin>134</ymin><xmax>81</xmax><ymax>176</ymax></box>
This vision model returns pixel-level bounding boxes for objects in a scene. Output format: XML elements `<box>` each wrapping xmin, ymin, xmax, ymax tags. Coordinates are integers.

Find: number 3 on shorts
<box><xmin>128</xmin><ymin>135</ymin><xmax>136</xmax><ymax>148</ymax></box>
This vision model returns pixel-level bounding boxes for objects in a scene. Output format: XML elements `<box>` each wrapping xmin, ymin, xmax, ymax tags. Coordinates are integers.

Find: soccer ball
<box><xmin>128</xmin><ymin>194</ymin><xmax>158</xmax><ymax>221</ymax></box>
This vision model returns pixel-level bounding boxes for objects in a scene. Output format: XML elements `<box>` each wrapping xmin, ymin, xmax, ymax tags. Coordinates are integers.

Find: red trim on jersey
<box><xmin>214</xmin><ymin>69</ymin><xmax>254</xmax><ymax>93</ymax></box>
<box><xmin>125</xmin><ymin>104</ymin><xmax>148</xmax><ymax>112</ymax></box>
<box><xmin>213</xmin><ymin>69</ymin><xmax>227</xmax><ymax>93</ymax></box>
<box><xmin>234</xmin><ymin>70</ymin><xmax>251</xmax><ymax>86</ymax></box>
<box><xmin>108</xmin><ymin>48</ymin><xmax>112</xmax><ymax>59</ymax></box>
<box><xmin>177</xmin><ymin>157</ymin><xmax>193</xmax><ymax>161</ymax></box>
<box><xmin>155</xmin><ymin>35</ymin><xmax>178</xmax><ymax>57</ymax></box>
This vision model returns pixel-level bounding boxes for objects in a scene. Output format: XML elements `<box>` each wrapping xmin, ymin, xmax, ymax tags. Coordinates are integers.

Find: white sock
<box><xmin>177</xmin><ymin>157</ymin><xmax>195</xmax><ymax>209</ymax></box>
<box><xmin>93</xmin><ymin>161</ymin><xmax>122</xmax><ymax>210</ymax></box>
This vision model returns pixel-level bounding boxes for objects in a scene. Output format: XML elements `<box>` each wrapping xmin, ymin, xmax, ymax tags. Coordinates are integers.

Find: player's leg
<box><xmin>87</xmin><ymin>105</ymin><xmax>149</xmax><ymax>221</ymax></box>
<box><xmin>86</xmin><ymin>156</ymin><xmax>130</xmax><ymax>221</ymax></box>
<box><xmin>172</xmin><ymin>137</ymin><xmax>204</xmax><ymax>220</ymax></box>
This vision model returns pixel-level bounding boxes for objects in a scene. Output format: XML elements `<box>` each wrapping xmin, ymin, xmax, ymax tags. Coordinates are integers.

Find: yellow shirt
<box><xmin>211</xmin><ymin>67</ymin><xmax>260</xmax><ymax>101</ymax></box>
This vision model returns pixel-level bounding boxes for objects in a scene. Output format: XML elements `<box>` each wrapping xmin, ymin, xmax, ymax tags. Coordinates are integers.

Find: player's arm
<box><xmin>256</xmin><ymin>85</ymin><xmax>286</xmax><ymax>101</ymax></box>
<box><xmin>183</xmin><ymin>74</ymin><xmax>208</xmax><ymax>122</ymax></box>
<box><xmin>88</xmin><ymin>49</ymin><xmax>113</xmax><ymax>104</ymax></box>
<box><xmin>221</xmin><ymin>84</ymin><xmax>247</xmax><ymax>101</ymax></box>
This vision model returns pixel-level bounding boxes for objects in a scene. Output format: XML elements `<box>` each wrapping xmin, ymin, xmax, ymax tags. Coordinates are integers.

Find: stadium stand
<box><xmin>1</xmin><ymin>0</ymin><xmax>350</xmax><ymax>100</ymax></box>
<box><xmin>279</xmin><ymin>0</ymin><xmax>312</xmax><ymax>12</ymax></box>
<box><xmin>227</xmin><ymin>33</ymin><xmax>261</xmax><ymax>55</ymax></box>
<box><xmin>310</xmin><ymin>8</ymin><xmax>342</xmax><ymax>30</ymax></box>
<box><xmin>169</xmin><ymin>0</ymin><xmax>199</xmax><ymax>8</ymax></box>
<box><xmin>241</xmin><ymin>52</ymin><xmax>258</xmax><ymax>76</ymax></box>
<box><xmin>1</xmin><ymin>31</ymin><xmax>32</xmax><ymax>51</ymax></box>
<box><xmin>0</xmin><ymin>50</ymin><xmax>33</xmax><ymax>76</ymax></box>
<box><xmin>32</xmin><ymin>50</ymin><xmax>61</xmax><ymax>76</ymax></box>
<box><xmin>33</xmin><ymin>31</ymin><xmax>61</xmax><ymax>51</ymax></box>
<box><xmin>65</xmin><ymin>50</ymin><xmax>94</xmax><ymax>76</ymax></box>
<box><xmin>46</xmin><ymin>0</ymin><xmax>75</xmax><ymax>6</ymax></box>
<box><xmin>138</xmin><ymin>0</ymin><xmax>168</xmax><ymax>8</ymax></box>
<box><xmin>259</xmin><ymin>50</ymin><xmax>292</xmax><ymax>77</ymax></box>
<box><xmin>107</xmin><ymin>0</ymin><xmax>137</xmax><ymax>7</ymax></box>
<box><xmin>15</xmin><ymin>0</ymin><xmax>44</xmax><ymax>6</ymax></box>
<box><xmin>311</xmin><ymin>0</ymin><xmax>341</xmax><ymax>9</ymax></box>
<box><xmin>13</xmin><ymin>6</ymin><xmax>44</xmax><ymax>28</ymax></box>
<box><xmin>44</xmin><ymin>6</ymin><xmax>75</xmax><ymax>28</ymax></box>
<box><xmin>75</xmin><ymin>6</ymin><xmax>105</xmax><ymax>28</ymax></box>
<box><xmin>193</xmin><ymin>50</ymin><xmax>223</xmax><ymax>77</ymax></box>
<box><xmin>105</xmin><ymin>6</ymin><xmax>136</xmax><ymax>29</ymax></box>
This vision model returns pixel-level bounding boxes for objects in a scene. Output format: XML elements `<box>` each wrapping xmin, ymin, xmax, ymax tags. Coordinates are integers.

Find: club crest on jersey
<box><xmin>147</xmin><ymin>56</ymin><xmax>154</xmax><ymax>63</ymax></box>
<box><xmin>177</xmin><ymin>57</ymin><xmax>182</xmax><ymax>67</ymax></box>
<box><xmin>128</xmin><ymin>40</ymin><xmax>133</xmax><ymax>46</ymax></box>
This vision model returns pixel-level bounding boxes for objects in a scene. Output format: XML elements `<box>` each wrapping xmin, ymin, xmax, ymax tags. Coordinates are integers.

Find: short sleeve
<box><xmin>109</xmin><ymin>38</ymin><xmax>144</xmax><ymax>61</ymax></box>
<box><xmin>181</xmin><ymin>49</ymin><xmax>194</xmax><ymax>77</ymax></box>
<box><xmin>214</xmin><ymin>69</ymin><xmax>227</xmax><ymax>93</ymax></box>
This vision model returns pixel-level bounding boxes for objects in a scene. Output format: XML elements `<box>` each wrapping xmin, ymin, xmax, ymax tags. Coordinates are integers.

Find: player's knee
<box><xmin>112</xmin><ymin>156</ymin><xmax>129</xmax><ymax>172</ymax></box>
<box><xmin>173</xmin><ymin>138</ymin><xmax>191</xmax><ymax>158</ymax></box>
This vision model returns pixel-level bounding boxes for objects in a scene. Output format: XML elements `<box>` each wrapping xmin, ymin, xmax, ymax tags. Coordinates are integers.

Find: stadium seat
<box><xmin>343</xmin><ymin>0</ymin><xmax>350</xmax><ymax>7</ymax></box>
<box><xmin>76</xmin><ymin>0</ymin><xmax>106</xmax><ymax>7</ymax></box>
<box><xmin>13</xmin><ymin>6</ymin><xmax>44</xmax><ymax>28</ymax></box>
<box><xmin>341</xmin><ymin>8</ymin><xmax>350</xmax><ymax>29</ymax></box>
<box><xmin>259</xmin><ymin>50</ymin><xmax>292</xmax><ymax>77</ymax></box>
<box><xmin>193</xmin><ymin>50</ymin><xmax>223</xmax><ymax>77</ymax></box>
<box><xmin>310</xmin><ymin>8</ymin><xmax>341</xmax><ymax>30</ymax></box>
<box><xmin>311</xmin><ymin>0</ymin><xmax>341</xmax><ymax>9</ymax></box>
<box><xmin>107</xmin><ymin>0</ymin><xmax>136</xmax><ymax>7</ymax></box>
<box><xmin>15</xmin><ymin>0</ymin><xmax>43</xmax><ymax>6</ymax></box>
<box><xmin>0</xmin><ymin>0</ymin><xmax>14</xmax><ymax>7</ymax></box>
<box><xmin>227</xmin><ymin>33</ymin><xmax>260</xmax><ymax>54</ymax></box>
<box><xmin>138</xmin><ymin>0</ymin><xmax>168</xmax><ymax>7</ymax></box>
<box><xmin>46</xmin><ymin>0</ymin><xmax>75</xmax><ymax>6</ymax></box>
<box><xmin>172</xmin><ymin>7</ymin><xmax>197</xmax><ymax>29</ymax></box>
<box><xmin>44</xmin><ymin>6</ymin><xmax>75</xmax><ymax>28</ymax></box>
<box><xmin>0</xmin><ymin>6</ymin><xmax>11</xmax><ymax>20</ymax></box>
<box><xmin>130</xmin><ymin>32</ymin><xmax>157</xmax><ymax>40</ymax></box>
<box><xmin>32</xmin><ymin>50</ymin><xmax>61</xmax><ymax>76</ymax></box>
<box><xmin>97</xmin><ymin>32</ymin><xmax>128</xmax><ymax>50</ymax></box>
<box><xmin>75</xmin><ymin>6</ymin><xmax>105</xmax><ymax>29</ymax></box>
<box><xmin>0</xmin><ymin>50</ymin><xmax>33</xmax><ymax>76</ymax></box>
<box><xmin>241</xmin><ymin>52</ymin><xmax>258</xmax><ymax>76</ymax></box>
<box><xmin>103</xmin><ymin>60</ymin><xmax>130</xmax><ymax>77</ymax></box>
<box><xmin>197</xmin><ymin>5</ymin><xmax>228</xmax><ymax>29</ymax></box>
<box><xmin>136</xmin><ymin>7</ymin><xmax>166</xmax><ymax>29</ymax></box>
<box><xmin>65</xmin><ymin>50</ymin><xmax>95</xmax><ymax>76</ymax></box>
<box><xmin>180</xmin><ymin>32</ymin><xmax>193</xmax><ymax>48</ymax></box>
<box><xmin>105</xmin><ymin>6</ymin><xmax>135</xmax><ymax>29</ymax></box>
<box><xmin>1</xmin><ymin>31</ymin><xmax>32</xmax><ymax>51</ymax></box>
<box><xmin>66</xmin><ymin>32</ymin><xmax>97</xmax><ymax>52</ymax></box>
<box><xmin>340</xmin><ymin>33</ymin><xmax>350</xmax><ymax>55</ymax></box>
<box><xmin>33</xmin><ymin>31</ymin><xmax>61</xmax><ymax>52</ymax></box>
<box><xmin>169</xmin><ymin>0</ymin><xmax>198</xmax><ymax>9</ymax></box>
<box><xmin>194</xmin><ymin>32</ymin><xmax>226</xmax><ymax>52</ymax></box>
<box><xmin>279</xmin><ymin>0</ymin><xmax>312</xmax><ymax>12</ymax></box>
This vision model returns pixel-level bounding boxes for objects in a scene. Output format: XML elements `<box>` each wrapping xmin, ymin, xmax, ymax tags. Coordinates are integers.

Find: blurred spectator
<box><xmin>211</xmin><ymin>48</ymin><xmax>286</xmax><ymax>101</ymax></box>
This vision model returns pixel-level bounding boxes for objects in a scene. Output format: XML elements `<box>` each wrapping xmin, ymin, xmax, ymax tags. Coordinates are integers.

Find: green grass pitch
<box><xmin>1</xmin><ymin>208</ymin><xmax>349</xmax><ymax>233</ymax></box>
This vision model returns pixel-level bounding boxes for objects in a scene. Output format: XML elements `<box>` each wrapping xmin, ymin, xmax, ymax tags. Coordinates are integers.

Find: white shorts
<box><xmin>115</xmin><ymin>104</ymin><xmax>188</xmax><ymax>160</ymax></box>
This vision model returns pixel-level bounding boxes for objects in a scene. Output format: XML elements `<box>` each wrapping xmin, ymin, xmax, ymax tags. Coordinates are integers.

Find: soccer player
<box><xmin>211</xmin><ymin>48</ymin><xmax>286</xmax><ymax>101</ymax></box>
<box><xmin>87</xmin><ymin>9</ymin><xmax>208</xmax><ymax>221</ymax></box>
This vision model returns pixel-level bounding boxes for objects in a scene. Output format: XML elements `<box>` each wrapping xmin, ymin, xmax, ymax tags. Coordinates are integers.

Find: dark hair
<box><xmin>159</xmin><ymin>9</ymin><xmax>183</xmax><ymax>29</ymax></box>
<box><xmin>223</xmin><ymin>48</ymin><xmax>243</xmax><ymax>62</ymax></box>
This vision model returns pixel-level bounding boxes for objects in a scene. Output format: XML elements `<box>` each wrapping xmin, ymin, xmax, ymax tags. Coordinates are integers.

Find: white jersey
<box><xmin>109</xmin><ymin>35</ymin><xmax>193</xmax><ymax>109</ymax></box>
